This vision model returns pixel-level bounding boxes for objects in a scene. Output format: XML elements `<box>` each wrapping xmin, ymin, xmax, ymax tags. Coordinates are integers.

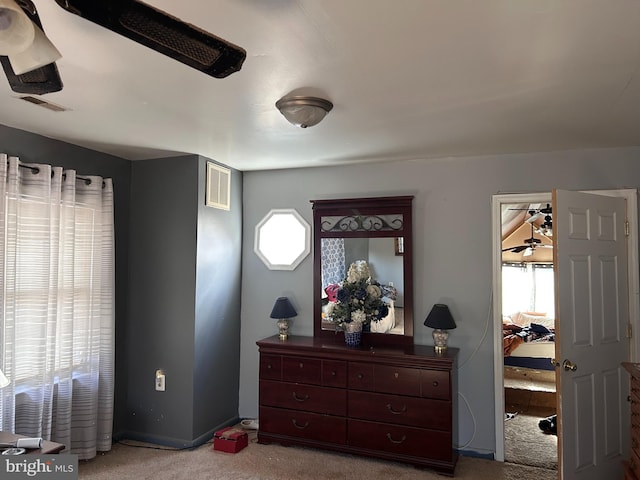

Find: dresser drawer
<box><xmin>374</xmin><ymin>365</ymin><xmax>421</xmax><ymax>396</ymax></box>
<box><xmin>348</xmin><ymin>362</ymin><xmax>423</xmax><ymax>396</ymax></box>
<box><xmin>348</xmin><ymin>419</ymin><xmax>453</xmax><ymax>462</ymax></box>
<box><xmin>259</xmin><ymin>406</ymin><xmax>347</xmax><ymax>444</ymax></box>
<box><xmin>421</xmin><ymin>370</ymin><xmax>451</xmax><ymax>400</ymax></box>
<box><xmin>625</xmin><ymin>460</ymin><xmax>640</xmax><ymax>480</ymax></box>
<box><xmin>322</xmin><ymin>360</ymin><xmax>347</xmax><ymax>388</ymax></box>
<box><xmin>348</xmin><ymin>390</ymin><xmax>451</xmax><ymax>431</ymax></box>
<box><xmin>283</xmin><ymin>357</ymin><xmax>322</xmax><ymax>384</ymax></box>
<box><xmin>260</xmin><ymin>354</ymin><xmax>282</xmax><ymax>380</ymax></box>
<box><xmin>348</xmin><ymin>362</ymin><xmax>375</xmax><ymax>390</ymax></box>
<box><xmin>630</xmin><ymin>447</ymin><xmax>640</xmax><ymax>480</ymax></box>
<box><xmin>632</xmin><ymin>391</ymin><xmax>640</xmax><ymax>433</ymax></box>
<box><xmin>260</xmin><ymin>380</ymin><xmax>346</xmax><ymax>416</ymax></box>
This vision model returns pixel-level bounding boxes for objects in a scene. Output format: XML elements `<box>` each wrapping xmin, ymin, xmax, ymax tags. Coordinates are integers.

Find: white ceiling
<box><xmin>1</xmin><ymin>0</ymin><xmax>640</xmax><ymax>171</ymax></box>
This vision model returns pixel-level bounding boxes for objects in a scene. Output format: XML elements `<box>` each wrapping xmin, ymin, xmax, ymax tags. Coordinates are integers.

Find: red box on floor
<box><xmin>213</xmin><ymin>427</ymin><xmax>248</xmax><ymax>453</ymax></box>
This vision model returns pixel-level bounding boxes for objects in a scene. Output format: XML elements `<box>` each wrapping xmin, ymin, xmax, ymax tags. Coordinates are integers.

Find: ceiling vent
<box><xmin>18</xmin><ymin>95</ymin><xmax>67</xmax><ymax>112</ymax></box>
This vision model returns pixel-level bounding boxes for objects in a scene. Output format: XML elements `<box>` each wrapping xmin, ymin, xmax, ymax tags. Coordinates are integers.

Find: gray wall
<box><xmin>239</xmin><ymin>147</ymin><xmax>640</xmax><ymax>457</ymax></box>
<box><xmin>127</xmin><ymin>155</ymin><xmax>242</xmax><ymax>445</ymax></box>
<box><xmin>1</xmin><ymin>125</ymin><xmax>244</xmax><ymax>446</ymax></box>
<box><xmin>0</xmin><ymin>124</ymin><xmax>132</xmax><ymax>436</ymax></box>
<box><xmin>193</xmin><ymin>156</ymin><xmax>243</xmax><ymax>439</ymax></box>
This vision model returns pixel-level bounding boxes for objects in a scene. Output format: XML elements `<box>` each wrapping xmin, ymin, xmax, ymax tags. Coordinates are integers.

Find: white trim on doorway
<box><xmin>491</xmin><ymin>188</ymin><xmax>639</xmax><ymax>462</ymax></box>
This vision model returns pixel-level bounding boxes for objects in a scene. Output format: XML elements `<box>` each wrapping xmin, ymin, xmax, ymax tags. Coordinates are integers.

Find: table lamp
<box><xmin>270</xmin><ymin>297</ymin><xmax>297</xmax><ymax>340</ymax></box>
<box><xmin>424</xmin><ymin>304</ymin><xmax>456</xmax><ymax>353</ymax></box>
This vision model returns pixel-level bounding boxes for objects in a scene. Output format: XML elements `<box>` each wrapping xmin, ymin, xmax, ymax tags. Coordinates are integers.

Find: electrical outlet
<box><xmin>155</xmin><ymin>369</ymin><xmax>165</xmax><ymax>391</ymax></box>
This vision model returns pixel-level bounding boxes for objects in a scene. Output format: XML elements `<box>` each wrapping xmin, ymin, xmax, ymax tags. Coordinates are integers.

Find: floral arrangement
<box><xmin>324</xmin><ymin>260</ymin><xmax>389</xmax><ymax>330</ymax></box>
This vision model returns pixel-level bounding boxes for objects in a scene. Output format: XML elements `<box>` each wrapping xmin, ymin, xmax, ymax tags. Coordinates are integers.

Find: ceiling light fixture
<box><xmin>0</xmin><ymin>0</ymin><xmax>61</xmax><ymax>73</ymax></box>
<box><xmin>275</xmin><ymin>96</ymin><xmax>333</xmax><ymax>128</ymax></box>
<box><xmin>0</xmin><ymin>0</ymin><xmax>63</xmax><ymax>94</ymax></box>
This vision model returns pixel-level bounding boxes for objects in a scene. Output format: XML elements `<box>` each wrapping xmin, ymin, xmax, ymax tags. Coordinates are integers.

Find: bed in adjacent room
<box><xmin>503</xmin><ymin>312</ymin><xmax>555</xmax><ymax>371</ymax></box>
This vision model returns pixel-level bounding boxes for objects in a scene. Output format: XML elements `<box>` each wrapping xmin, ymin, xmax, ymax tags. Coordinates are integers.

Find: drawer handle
<box><xmin>386</xmin><ymin>403</ymin><xmax>407</xmax><ymax>415</ymax></box>
<box><xmin>292</xmin><ymin>392</ymin><xmax>309</xmax><ymax>402</ymax></box>
<box><xmin>331</xmin><ymin>371</ymin><xmax>337</xmax><ymax>377</ymax></box>
<box><xmin>266</xmin><ymin>364</ymin><xmax>272</xmax><ymax>370</ymax></box>
<box><xmin>299</xmin><ymin>363</ymin><xmax>304</xmax><ymax>369</ymax></box>
<box><xmin>432</xmin><ymin>381</ymin><xmax>439</xmax><ymax>387</ymax></box>
<box><xmin>357</xmin><ymin>373</ymin><xmax>364</xmax><ymax>380</ymax></box>
<box><xmin>292</xmin><ymin>419</ymin><xmax>309</xmax><ymax>430</ymax></box>
<box><xmin>386</xmin><ymin>433</ymin><xmax>407</xmax><ymax>444</ymax></box>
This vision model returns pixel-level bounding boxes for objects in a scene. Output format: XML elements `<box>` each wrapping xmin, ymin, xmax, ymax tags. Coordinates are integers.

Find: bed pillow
<box><xmin>514</xmin><ymin>312</ymin><xmax>555</xmax><ymax>329</ymax></box>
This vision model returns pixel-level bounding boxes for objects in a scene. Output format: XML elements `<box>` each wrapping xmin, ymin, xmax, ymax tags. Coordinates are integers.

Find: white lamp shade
<box><xmin>0</xmin><ymin>368</ymin><xmax>9</xmax><ymax>388</ymax></box>
<box><xmin>9</xmin><ymin>23</ymin><xmax>61</xmax><ymax>74</ymax></box>
<box><xmin>0</xmin><ymin>0</ymin><xmax>35</xmax><ymax>56</ymax></box>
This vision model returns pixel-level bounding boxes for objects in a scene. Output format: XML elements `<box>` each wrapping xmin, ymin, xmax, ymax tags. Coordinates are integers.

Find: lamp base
<box><xmin>432</xmin><ymin>328</ymin><xmax>449</xmax><ymax>353</ymax></box>
<box><xmin>277</xmin><ymin>318</ymin><xmax>290</xmax><ymax>341</ymax></box>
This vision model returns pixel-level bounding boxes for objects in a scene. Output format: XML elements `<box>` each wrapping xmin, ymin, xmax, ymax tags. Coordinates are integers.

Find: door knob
<box><xmin>562</xmin><ymin>359</ymin><xmax>578</xmax><ymax>372</ymax></box>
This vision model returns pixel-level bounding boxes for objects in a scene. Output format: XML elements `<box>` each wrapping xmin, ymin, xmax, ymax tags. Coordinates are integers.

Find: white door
<box><xmin>554</xmin><ymin>189</ymin><xmax>630</xmax><ymax>480</ymax></box>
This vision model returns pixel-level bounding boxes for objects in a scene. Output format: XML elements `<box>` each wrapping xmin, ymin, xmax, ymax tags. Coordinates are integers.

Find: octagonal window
<box><xmin>255</xmin><ymin>209</ymin><xmax>310</xmax><ymax>270</ymax></box>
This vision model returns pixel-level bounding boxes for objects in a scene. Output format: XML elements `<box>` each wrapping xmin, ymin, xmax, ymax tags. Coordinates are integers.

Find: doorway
<box><xmin>492</xmin><ymin>189</ymin><xmax>640</xmax><ymax>469</ymax></box>
<box><xmin>498</xmin><ymin>195</ymin><xmax>558</xmax><ymax>470</ymax></box>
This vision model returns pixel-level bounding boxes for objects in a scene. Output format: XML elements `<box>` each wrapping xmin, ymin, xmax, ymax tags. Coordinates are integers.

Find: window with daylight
<box><xmin>255</xmin><ymin>209</ymin><xmax>310</xmax><ymax>270</ymax></box>
<box><xmin>0</xmin><ymin>154</ymin><xmax>114</xmax><ymax>460</ymax></box>
<box><xmin>502</xmin><ymin>263</ymin><xmax>555</xmax><ymax>318</ymax></box>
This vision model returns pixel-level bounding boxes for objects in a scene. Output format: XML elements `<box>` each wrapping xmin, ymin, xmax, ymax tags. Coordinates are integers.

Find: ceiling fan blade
<box><xmin>55</xmin><ymin>0</ymin><xmax>246</xmax><ymax>78</ymax></box>
<box><xmin>503</xmin><ymin>245</ymin><xmax>529</xmax><ymax>253</ymax></box>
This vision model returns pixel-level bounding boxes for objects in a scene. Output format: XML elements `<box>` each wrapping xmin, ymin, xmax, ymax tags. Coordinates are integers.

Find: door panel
<box><xmin>554</xmin><ymin>189</ymin><xmax>629</xmax><ymax>480</ymax></box>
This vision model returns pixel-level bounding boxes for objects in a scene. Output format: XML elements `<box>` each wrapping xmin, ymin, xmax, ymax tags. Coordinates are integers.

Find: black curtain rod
<box><xmin>10</xmin><ymin>162</ymin><xmax>105</xmax><ymax>187</ymax></box>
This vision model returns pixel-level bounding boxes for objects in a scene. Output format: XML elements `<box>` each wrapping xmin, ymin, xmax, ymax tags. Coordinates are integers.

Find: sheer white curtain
<box><xmin>0</xmin><ymin>154</ymin><xmax>114</xmax><ymax>460</ymax></box>
<box><xmin>502</xmin><ymin>263</ymin><xmax>555</xmax><ymax>318</ymax></box>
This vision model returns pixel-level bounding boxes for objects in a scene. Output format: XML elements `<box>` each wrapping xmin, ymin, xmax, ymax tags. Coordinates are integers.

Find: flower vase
<box><xmin>344</xmin><ymin>322</ymin><xmax>363</xmax><ymax>347</ymax></box>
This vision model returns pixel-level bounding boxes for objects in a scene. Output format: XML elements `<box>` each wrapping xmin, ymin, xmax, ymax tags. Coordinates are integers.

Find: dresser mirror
<box><xmin>311</xmin><ymin>196</ymin><xmax>414</xmax><ymax>346</ymax></box>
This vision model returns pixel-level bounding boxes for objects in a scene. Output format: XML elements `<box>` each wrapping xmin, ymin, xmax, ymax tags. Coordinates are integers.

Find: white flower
<box><xmin>366</xmin><ymin>284</ymin><xmax>381</xmax><ymax>299</ymax></box>
<box><xmin>346</xmin><ymin>260</ymin><xmax>371</xmax><ymax>283</ymax></box>
<box><xmin>351</xmin><ymin>309</ymin><xmax>366</xmax><ymax>324</ymax></box>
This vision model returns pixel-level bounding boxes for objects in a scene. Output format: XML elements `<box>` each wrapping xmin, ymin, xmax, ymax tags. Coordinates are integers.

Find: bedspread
<box><xmin>503</xmin><ymin>322</ymin><xmax>554</xmax><ymax>356</ymax></box>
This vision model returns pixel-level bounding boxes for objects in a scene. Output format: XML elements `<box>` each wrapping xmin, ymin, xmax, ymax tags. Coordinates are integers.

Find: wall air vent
<box><xmin>206</xmin><ymin>162</ymin><xmax>231</xmax><ymax>210</ymax></box>
<box><xmin>18</xmin><ymin>96</ymin><xmax>68</xmax><ymax>112</ymax></box>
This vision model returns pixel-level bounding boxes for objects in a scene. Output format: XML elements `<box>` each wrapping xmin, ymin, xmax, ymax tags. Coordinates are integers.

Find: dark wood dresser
<box><xmin>257</xmin><ymin>335</ymin><xmax>458</xmax><ymax>476</ymax></box>
<box><xmin>623</xmin><ymin>362</ymin><xmax>640</xmax><ymax>480</ymax></box>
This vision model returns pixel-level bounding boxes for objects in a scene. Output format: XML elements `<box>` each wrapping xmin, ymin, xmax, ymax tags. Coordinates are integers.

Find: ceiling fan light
<box><xmin>8</xmin><ymin>23</ymin><xmax>61</xmax><ymax>75</ymax></box>
<box><xmin>276</xmin><ymin>96</ymin><xmax>333</xmax><ymax>128</ymax></box>
<box><xmin>523</xmin><ymin>247</ymin><xmax>534</xmax><ymax>257</ymax></box>
<box><xmin>0</xmin><ymin>0</ymin><xmax>35</xmax><ymax>55</ymax></box>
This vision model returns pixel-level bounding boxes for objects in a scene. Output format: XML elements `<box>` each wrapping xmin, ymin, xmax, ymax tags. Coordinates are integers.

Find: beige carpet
<box><xmin>78</xmin><ymin>429</ymin><xmax>557</xmax><ymax>480</ymax></box>
<box><xmin>504</xmin><ymin>411</ymin><xmax>557</xmax><ymax>470</ymax></box>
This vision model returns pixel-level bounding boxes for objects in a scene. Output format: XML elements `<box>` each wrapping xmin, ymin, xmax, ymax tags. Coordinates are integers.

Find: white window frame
<box><xmin>254</xmin><ymin>208</ymin><xmax>310</xmax><ymax>270</ymax></box>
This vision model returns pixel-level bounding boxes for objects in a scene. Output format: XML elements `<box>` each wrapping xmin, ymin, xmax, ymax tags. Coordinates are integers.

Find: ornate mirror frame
<box><xmin>311</xmin><ymin>196</ymin><xmax>414</xmax><ymax>347</ymax></box>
